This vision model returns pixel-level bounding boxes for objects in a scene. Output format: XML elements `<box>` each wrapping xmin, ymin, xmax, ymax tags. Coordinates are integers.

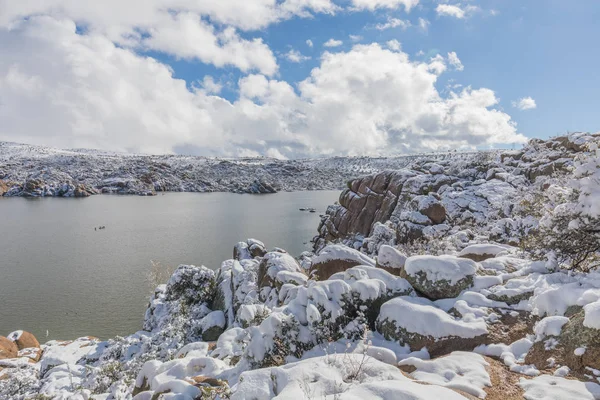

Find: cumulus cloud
<box><xmin>349</xmin><ymin>34</ymin><xmax>363</xmax><ymax>42</ymax></box>
<box><xmin>436</xmin><ymin>4</ymin><xmax>480</xmax><ymax>19</ymax></box>
<box><xmin>0</xmin><ymin>0</ymin><xmax>344</xmax><ymax>76</ymax></box>
<box><xmin>324</xmin><ymin>38</ymin><xmax>343</xmax><ymax>47</ymax></box>
<box><xmin>513</xmin><ymin>97</ymin><xmax>537</xmax><ymax>110</ymax></box>
<box><xmin>447</xmin><ymin>51</ymin><xmax>464</xmax><ymax>71</ymax></box>
<box><xmin>375</xmin><ymin>17</ymin><xmax>411</xmax><ymax>31</ymax></box>
<box><xmin>0</xmin><ymin>19</ymin><xmax>526</xmax><ymax>157</ymax></box>
<box><xmin>418</xmin><ymin>18</ymin><xmax>430</xmax><ymax>32</ymax></box>
<box><xmin>306</xmin><ymin>39</ymin><xmax>314</xmax><ymax>47</ymax></box>
<box><xmin>350</xmin><ymin>0</ymin><xmax>420</xmax><ymax>11</ymax></box>
<box><xmin>386</xmin><ymin>40</ymin><xmax>402</xmax><ymax>51</ymax></box>
<box><xmin>283</xmin><ymin>49</ymin><xmax>311</xmax><ymax>63</ymax></box>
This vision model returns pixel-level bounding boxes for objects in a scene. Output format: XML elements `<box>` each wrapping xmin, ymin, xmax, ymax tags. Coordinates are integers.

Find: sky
<box><xmin>0</xmin><ymin>0</ymin><xmax>598</xmax><ymax>158</ymax></box>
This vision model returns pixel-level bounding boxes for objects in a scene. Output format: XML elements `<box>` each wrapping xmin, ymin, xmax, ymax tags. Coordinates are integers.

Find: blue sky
<box><xmin>0</xmin><ymin>0</ymin><xmax>598</xmax><ymax>156</ymax></box>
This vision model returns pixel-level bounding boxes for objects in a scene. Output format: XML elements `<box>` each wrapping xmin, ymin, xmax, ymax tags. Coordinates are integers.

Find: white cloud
<box><xmin>375</xmin><ymin>17</ymin><xmax>411</xmax><ymax>31</ymax></box>
<box><xmin>283</xmin><ymin>49</ymin><xmax>311</xmax><ymax>63</ymax></box>
<box><xmin>418</xmin><ymin>17</ymin><xmax>430</xmax><ymax>32</ymax></box>
<box><xmin>323</xmin><ymin>38</ymin><xmax>343</xmax><ymax>47</ymax></box>
<box><xmin>436</xmin><ymin>4</ymin><xmax>480</xmax><ymax>19</ymax></box>
<box><xmin>350</xmin><ymin>0</ymin><xmax>420</xmax><ymax>11</ymax></box>
<box><xmin>386</xmin><ymin>40</ymin><xmax>402</xmax><ymax>51</ymax></box>
<box><xmin>0</xmin><ymin>0</ymin><xmax>339</xmax><ymax>32</ymax></box>
<box><xmin>141</xmin><ymin>12</ymin><xmax>278</xmax><ymax>75</ymax></box>
<box><xmin>447</xmin><ymin>51</ymin><xmax>464</xmax><ymax>71</ymax></box>
<box><xmin>0</xmin><ymin>0</ymin><xmax>345</xmax><ymax>75</ymax></box>
<box><xmin>0</xmin><ymin>20</ymin><xmax>526</xmax><ymax>157</ymax></box>
<box><xmin>199</xmin><ymin>76</ymin><xmax>223</xmax><ymax>94</ymax></box>
<box><xmin>349</xmin><ymin>34</ymin><xmax>363</xmax><ymax>42</ymax></box>
<box><xmin>306</xmin><ymin>39</ymin><xmax>314</xmax><ymax>47</ymax></box>
<box><xmin>512</xmin><ymin>97</ymin><xmax>537</xmax><ymax>110</ymax></box>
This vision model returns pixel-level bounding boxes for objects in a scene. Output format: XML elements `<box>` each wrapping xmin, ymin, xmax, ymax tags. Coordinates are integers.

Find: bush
<box><xmin>533</xmin><ymin>211</ymin><xmax>600</xmax><ymax>272</ymax></box>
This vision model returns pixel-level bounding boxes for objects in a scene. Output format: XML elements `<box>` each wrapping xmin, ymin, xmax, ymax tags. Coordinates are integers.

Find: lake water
<box><xmin>0</xmin><ymin>191</ymin><xmax>339</xmax><ymax>341</ymax></box>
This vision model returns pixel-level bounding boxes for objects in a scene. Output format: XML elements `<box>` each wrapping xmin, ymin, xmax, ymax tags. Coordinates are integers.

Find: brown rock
<box><xmin>311</xmin><ymin>258</ymin><xmax>363</xmax><ymax>281</ymax></box>
<box><xmin>0</xmin><ymin>336</ymin><xmax>18</xmax><ymax>360</ymax></box>
<box><xmin>419</xmin><ymin>202</ymin><xmax>446</xmax><ymax>224</ymax></box>
<box><xmin>18</xmin><ymin>347</ymin><xmax>43</xmax><ymax>363</ymax></box>
<box><xmin>8</xmin><ymin>330</ymin><xmax>40</xmax><ymax>350</ymax></box>
<box><xmin>0</xmin><ymin>180</ymin><xmax>8</xmax><ymax>196</ymax></box>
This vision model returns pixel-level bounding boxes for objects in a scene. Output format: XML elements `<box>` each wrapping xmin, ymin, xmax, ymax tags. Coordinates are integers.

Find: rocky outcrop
<box><xmin>7</xmin><ymin>330</ymin><xmax>40</xmax><ymax>350</ymax></box>
<box><xmin>313</xmin><ymin>133</ymin><xmax>598</xmax><ymax>254</ymax></box>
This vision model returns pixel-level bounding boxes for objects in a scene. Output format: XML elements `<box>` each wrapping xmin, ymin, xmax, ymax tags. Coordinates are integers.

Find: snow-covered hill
<box><xmin>0</xmin><ymin>141</ymin><xmax>488</xmax><ymax>197</ymax></box>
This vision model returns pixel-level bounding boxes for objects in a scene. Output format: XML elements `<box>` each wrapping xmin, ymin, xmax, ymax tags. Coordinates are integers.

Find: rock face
<box><xmin>403</xmin><ymin>255</ymin><xmax>477</xmax><ymax>300</ymax></box>
<box><xmin>0</xmin><ymin>336</ymin><xmax>18</xmax><ymax>360</ymax></box>
<box><xmin>313</xmin><ymin>133</ymin><xmax>598</xmax><ymax>254</ymax></box>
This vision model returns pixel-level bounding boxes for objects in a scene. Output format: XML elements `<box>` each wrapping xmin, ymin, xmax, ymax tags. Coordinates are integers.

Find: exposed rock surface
<box><xmin>314</xmin><ymin>132</ymin><xmax>600</xmax><ymax>253</ymax></box>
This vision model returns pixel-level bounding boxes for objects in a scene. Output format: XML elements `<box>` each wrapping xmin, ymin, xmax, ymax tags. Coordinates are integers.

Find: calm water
<box><xmin>0</xmin><ymin>191</ymin><xmax>339</xmax><ymax>341</ymax></box>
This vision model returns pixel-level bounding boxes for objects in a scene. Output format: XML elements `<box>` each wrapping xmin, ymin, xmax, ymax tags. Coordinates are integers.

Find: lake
<box><xmin>0</xmin><ymin>191</ymin><xmax>339</xmax><ymax>341</ymax></box>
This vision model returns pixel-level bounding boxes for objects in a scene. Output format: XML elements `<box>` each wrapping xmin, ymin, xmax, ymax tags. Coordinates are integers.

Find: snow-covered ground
<box><xmin>0</xmin><ymin>141</ymin><xmax>485</xmax><ymax>196</ymax></box>
<box><xmin>1</xmin><ymin>132</ymin><xmax>600</xmax><ymax>399</ymax></box>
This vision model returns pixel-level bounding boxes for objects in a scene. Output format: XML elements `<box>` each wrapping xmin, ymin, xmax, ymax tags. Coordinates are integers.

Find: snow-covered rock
<box><xmin>404</xmin><ymin>255</ymin><xmax>478</xmax><ymax>300</ymax></box>
<box><xmin>376</xmin><ymin>296</ymin><xmax>488</xmax><ymax>356</ymax></box>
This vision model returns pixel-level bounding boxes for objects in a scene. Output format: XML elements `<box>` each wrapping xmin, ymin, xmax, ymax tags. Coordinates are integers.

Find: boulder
<box><xmin>257</xmin><ymin>251</ymin><xmax>304</xmax><ymax>289</ymax></box>
<box><xmin>375</xmin><ymin>245</ymin><xmax>406</xmax><ymax>276</ymax></box>
<box><xmin>458</xmin><ymin>244</ymin><xmax>508</xmax><ymax>262</ymax></box>
<box><xmin>7</xmin><ymin>330</ymin><xmax>40</xmax><ymax>350</ymax></box>
<box><xmin>310</xmin><ymin>244</ymin><xmax>375</xmax><ymax>280</ymax></box>
<box><xmin>198</xmin><ymin>311</ymin><xmax>226</xmax><ymax>342</ymax></box>
<box><xmin>418</xmin><ymin>196</ymin><xmax>447</xmax><ymax>224</ymax></box>
<box><xmin>376</xmin><ymin>296</ymin><xmax>488</xmax><ymax>357</ymax></box>
<box><xmin>403</xmin><ymin>255</ymin><xmax>477</xmax><ymax>300</ymax></box>
<box><xmin>0</xmin><ymin>336</ymin><xmax>18</xmax><ymax>359</ymax></box>
<box><xmin>247</xmin><ymin>239</ymin><xmax>267</xmax><ymax>258</ymax></box>
<box><xmin>559</xmin><ymin>309</ymin><xmax>600</xmax><ymax>371</ymax></box>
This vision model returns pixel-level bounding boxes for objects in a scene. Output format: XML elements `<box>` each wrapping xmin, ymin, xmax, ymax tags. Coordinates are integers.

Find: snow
<box><xmin>575</xmin><ymin>347</ymin><xmax>587</xmax><ymax>356</ymax></box>
<box><xmin>377</xmin><ymin>296</ymin><xmax>488</xmax><ymax>339</ymax></box>
<box><xmin>398</xmin><ymin>351</ymin><xmax>491</xmax><ymax>398</ymax></box>
<box><xmin>533</xmin><ymin>316</ymin><xmax>570</xmax><ymax>341</ymax></box>
<box><xmin>313</xmin><ymin>244</ymin><xmax>376</xmax><ymax>267</ymax></box>
<box><xmin>475</xmin><ymin>338</ymin><xmax>539</xmax><ymax>376</ymax></box>
<box><xmin>584</xmin><ymin>301</ymin><xmax>600</xmax><ymax>329</ymax></box>
<box><xmin>231</xmin><ymin>354</ymin><xmax>467</xmax><ymax>400</ymax></box>
<box><xmin>40</xmin><ymin>338</ymin><xmax>99</xmax><ymax>373</ymax></box>
<box><xmin>376</xmin><ymin>245</ymin><xmax>407</xmax><ymax>269</ymax></box>
<box><xmin>404</xmin><ymin>255</ymin><xmax>478</xmax><ymax>285</ymax></box>
<box><xmin>520</xmin><ymin>375</ymin><xmax>600</xmax><ymax>400</ymax></box>
<box><xmin>458</xmin><ymin>243</ymin><xmax>509</xmax><ymax>258</ymax></box>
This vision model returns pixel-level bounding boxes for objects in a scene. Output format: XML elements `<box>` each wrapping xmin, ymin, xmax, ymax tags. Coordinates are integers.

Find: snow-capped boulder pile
<box><xmin>403</xmin><ymin>255</ymin><xmax>478</xmax><ymax>300</ymax></box>
<box><xmin>231</xmin><ymin>354</ymin><xmax>468</xmax><ymax>400</ymax></box>
<box><xmin>314</xmin><ymin>132</ymin><xmax>600</xmax><ymax>255</ymax></box>
<box><xmin>376</xmin><ymin>296</ymin><xmax>488</xmax><ymax>356</ymax></box>
<box><xmin>310</xmin><ymin>244</ymin><xmax>375</xmax><ymax>280</ymax></box>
